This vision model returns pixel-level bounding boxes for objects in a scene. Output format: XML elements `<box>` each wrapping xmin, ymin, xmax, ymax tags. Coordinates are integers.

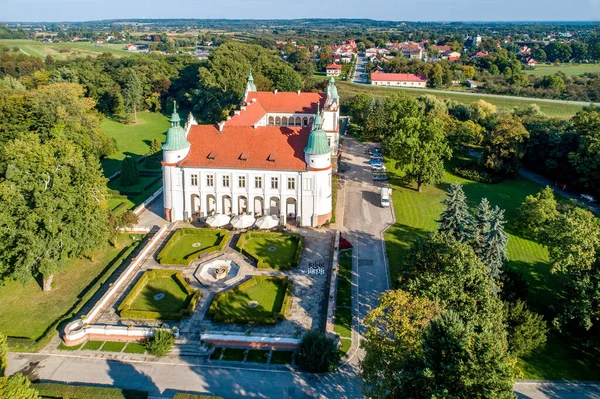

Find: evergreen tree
<box><xmin>473</xmin><ymin>197</ymin><xmax>493</xmax><ymax>253</ymax></box>
<box><xmin>438</xmin><ymin>182</ymin><xmax>472</xmax><ymax>242</ymax></box>
<box><xmin>121</xmin><ymin>69</ymin><xmax>142</xmax><ymax>123</ymax></box>
<box><xmin>0</xmin><ymin>374</ymin><xmax>40</xmax><ymax>399</ymax></box>
<box><xmin>296</xmin><ymin>330</ymin><xmax>340</xmax><ymax>373</ymax></box>
<box><xmin>120</xmin><ymin>156</ymin><xmax>140</xmax><ymax>186</ymax></box>
<box><xmin>144</xmin><ymin>138</ymin><xmax>163</xmax><ymax>169</ymax></box>
<box><xmin>480</xmin><ymin>207</ymin><xmax>509</xmax><ymax>282</ymax></box>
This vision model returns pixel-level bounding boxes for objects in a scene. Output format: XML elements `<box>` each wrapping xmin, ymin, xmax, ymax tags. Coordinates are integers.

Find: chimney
<box><xmin>252</xmin><ymin>98</ymin><xmax>257</xmax><ymax>102</ymax></box>
<box><xmin>218</xmin><ymin>121</ymin><xmax>226</xmax><ymax>132</ymax></box>
<box><xmin>274</xmin><ymin>89</ymin><xmax>278</xmax><ymax>95</ymax></box>
<box><xmin>297</xmin><ymin>90</ymin><xmax>301</xmax><ymax>95</ymax></box>
<box><xmin>241</xmin><ymin>106</ymin><xmax>246</xmax><ymax>111</ymax></box>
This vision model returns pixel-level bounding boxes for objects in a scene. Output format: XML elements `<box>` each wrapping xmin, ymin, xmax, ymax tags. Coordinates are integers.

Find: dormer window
<box><xmin>207</xmin><ymin>152</ymin><xmax>216</xmax><ymax>160</ymax></box>
<box><xmin>267</xmin><ymin>153</ymin><xmax>276</xmax><ymax>162</ymax></box>
<box><xmin>239</xmin><ymin>152</ymin><xmax>249</xmax><ymax>161</ymax></box>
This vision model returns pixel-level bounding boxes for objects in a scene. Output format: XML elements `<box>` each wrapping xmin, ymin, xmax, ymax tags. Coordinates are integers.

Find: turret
<box><xmin>325</xmin><ymin>76</ymin><xmax>339</xmax><ymax>110</ymax></box>
<box><xmin>243</xmin><ymin>70</ymin><xmax>257</xmax><ymax>104</ymax></box>
<box><xmin>162</xmin><ymin>101</ymin><xmax>190</xmax><ymax>164</ymax></box>
<box><xmin>304</xmin><ymin>105</ymin><xmax>331</xmax><ymax>170</ymax></box>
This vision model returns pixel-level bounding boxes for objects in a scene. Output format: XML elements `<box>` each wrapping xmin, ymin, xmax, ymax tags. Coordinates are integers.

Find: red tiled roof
<box><xmin>326</xmin><ymin>63</ymin><xmax>342</xmax><ymax>70</ymax></box>
<box><xmin>371</xmin><ymin>72</ymin><xmax>427</xmax><ymax>82</ymax></box>
<box><xmin>227</xmin><ymin>100</ymin><xmax>267</xmax><ymax>126</ymax></box>
<box><xmin>179</xmin><ymin>125</ymin><xmax>309</xmax><ymax>171</ymax></box>
<box><xmin>246</xmin><ymin>91</ymin><xmax>325</xmax><ymax>114</ymax></box>
<box><xmin>432</xmin><ymin>45</ymin><xmax>452</xmax><ymax>52</ymax></box>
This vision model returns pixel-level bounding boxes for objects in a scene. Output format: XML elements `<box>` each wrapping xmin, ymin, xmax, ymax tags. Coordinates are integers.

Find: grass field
<box><xmin>246</xmin><ymin>349</ymin><xmax>269</xmax><ymax>363</ymax></box>
<box><xmin>270</xmin><ymin>350</ymin><xmax>294</xmax><ymax>365</ymax></box>
<box><xmin>382</xmin><ymin>155</ymin><xmax>600</xmax><ymax>379</ymax></box>
<box><xmin>221</xmin><ymin>348</ymin><xmax>246</xmax><ymax>361</ymax></box>
<box><xmin>526</xmin><ymin>64</ymin><xmax>600</xmax><ymax>77</ymax></box>
<box><xmin>127</xmin><ymin>273</ymin><xmax>193</xmax><ymax>315</ymax></box>
<box><xmin>123</xmin><ymin>342</ymin><xmax>147</xmax><ymax>354</ymax></box>
<box><xmin>210</xmin><ymin>276</ymin><xmax>287</xmax><ymax>320</ymax></box>
<box><xmin>237</xmin><ymin>232</ymin><xmax>301</xmax><ymax>270</ymax></box>
<box><xmin>0</xmin><ymin>39</ymin><xmax>132</xmax><ymax>60</ymax></box>
<box><xmin>100</xmin><ymin>112</ymin><xmax>170</xmax><ymax>177</ymax></box>
<box><xmin>337</xmin><ymin>82</ymin><xmax>583</xmax><ymax>119</ymax></box>
<box><xmin>158</xmin><ymin>229</ymin><xmax>224</xmax><ymax>263</ymax></box>
<box><xmin>0</xmin><ymin>234</ymin><xmax>141</xmax><ymax>342</ymax></box>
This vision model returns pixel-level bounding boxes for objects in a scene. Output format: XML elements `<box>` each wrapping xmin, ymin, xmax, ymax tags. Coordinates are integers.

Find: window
<box><xmin>222</xmin><ymin>175</ymin><xmax>230</xmax><ymax>187</ymax></box>
<box><xmin>238</xmin><ymin>176</ymin><xmax>246</xmax><ymax>188</ymax></box>
<box><xmin>287</xmin><ymin>177</ymin><xmax>296</xmax><ymax>190</ymax></box>
<box><xmin>271</xmin><ymin>177</ymin><xmax>279</xmax><ymax>189</ymax></box>
<box><xmin>206</xmin><ymin>175</ymin><xmax>214</xmax><ymax>187</ymax></box>
<box><xmin>255</xmin><ymin>176</ymin><xmax>262</xmax><ymax>189</ymax></box>
<box><xmin>190</xmin><ymin>174</ymin><xmax>198</xmax><ymax>186</ymax></box>
<box><xmin>327</xmin><ymin>137</ymin><xmax>332</xmax><ymax>147</ymax></box>
<box><xmin>303</xmin><ymin>178</ymin><xmax>312</xmax><ymax>191</ymax></box>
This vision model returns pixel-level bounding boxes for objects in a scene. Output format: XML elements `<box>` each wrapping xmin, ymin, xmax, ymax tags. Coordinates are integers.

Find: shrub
<box><xmin>120</xmin><ymin>156</ymin><xmax>140</xmax><ymax>186</ymax></box>
<box><xmin>34</xmin><ymin>382</ymin><xmax>147</xmax><ymax>398</ymax></box>
<box><xmin>146</xmin><ymin>329</ymin><xmax>174</xmax><ymax>357</ymax></box>
<box><xmin>296</xmin><ymin>330</ymin><xmax>340</xmax><ymax>373</ymax></box>
<box><xmin>504</xmin><ymin>300</ymin><xmax>548</xmax><ymax>358</ymax></box>
<box><xmin>453</xmin><ymin>162</ymin><xmax>503</xmax><ymax>184</ymax></box>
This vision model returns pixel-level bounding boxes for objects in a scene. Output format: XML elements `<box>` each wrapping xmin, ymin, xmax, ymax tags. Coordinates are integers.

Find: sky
<box><xmin>2</xmin><ymin>0</ymin><xmax>600</xmax><ymax>22</ymax></box>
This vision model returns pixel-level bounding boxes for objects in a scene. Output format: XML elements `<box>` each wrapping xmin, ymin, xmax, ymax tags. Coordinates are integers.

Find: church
<box><xmin>161</xmin><ymin>73</ymin><xmax>341</xmax><ymax>227</ymax></box>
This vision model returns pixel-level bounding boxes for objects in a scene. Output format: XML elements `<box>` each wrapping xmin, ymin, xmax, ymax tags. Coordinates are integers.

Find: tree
<box><xmin>0</xmin><ymin>135</ymin><xmax>110</xmax><ymax>290</ymax></box>
<box><xmin>482</xmin><ymin>114</ymin><xmax>530</xmax><ymax>176</ymax></box>
<box><xmin>360</xmin><ymin>290</ymin><xmax>442</xmax><ymax>399</ymax></box>
<box><xmin>568</xmin><ymin>106</ymin><xmax>600</xmax><ymax>190</ymax></box>
<box><xmin>348</xmin><ymin>93</ymin><xmax>372</xmax><ymax>125</ymax></box>
<box><xmin>384</xmin><ymin>114</ymin><xmax>452</xmax><ymax>192</ymax></box>
<box><xmin>0</xmin><ymin>333</ymin><xmax>6</xmax><ymax>377</ymax></box>
<box><xmin>121</xmin><ymin>69</ymin><xmax>143</xmax><ymax>123</ymax></box>
<box><xmin>532</xmin><ymin>48</ymin><xmax>547</xmax><ymax>63</ymax></box>
<box><xmin>428</xmin><ymin>63</ymin><xmax>444</xmax><ymax>88</ymax></box>
<box><xmin>144</xmin><ymin>138</ymin><xmax>163</xmax><ymax>169</ymax></box>
<box><xmin>545</xmin><ymin>42</ymin><xmax>573</xmax><ymax>63</ymax></box>
<box><xmin>469</xmin><ymin>100</ymin><xmax>497</xmax><ymax>125</ymax></box>
<box><xmin>120</xmin><ymin>156</ymin><xmax>140</xmax><ymax>186</ymax></box>
<box><xmin>461</xmin><ymin>65</ymin><xmax>476</xmax><ymax>79</ymax></box>
<box><xmin>503</xmin><ymin>300</ymin><xmax>547</xmax><ymax>357</ymax></box>
<box><xmin>473</xmin><ymin>197</ymin><xmax>492</xmax><ymax>252</ymax></box>
<box><xmin>0</xmin><ymin>374</ymin><xmax>40</xmax><ymax>399</ymax></box>
<box><xmin>418</xmin><ymin>311</ymin><xmax>515</xmax><ymax>399</ymax></box>
<box><xmin>146</xmin><ymin>328</ymin><xmax>174</xmax><ymax>357</ymax></box>
<box><xmin>438</xmin><ymin>182</ymin><xmax>472</xmax><ymax>242</ymax></box>
<box><xmin>296</xmin><ymin>330</ymin><xmax>339</xmax><ymax>373</ymax></box>
<box><xmin>517</xmin><ymin>186</ymin><xmax>560</xmax><ymax>240</ymax></box>
<box><xmin>478</xmin><ymin>205</ymin><xmax>509</xmax><ymax>282</ymax></box>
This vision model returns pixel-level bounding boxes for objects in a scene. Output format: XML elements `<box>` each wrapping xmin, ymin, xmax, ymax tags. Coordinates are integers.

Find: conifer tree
<box><xmin>120</xmin><ymin>156</ymin><xmax>140</xmax><ymax>186</ymax></box>
<box><xmin>480</xmin><ymin>207</ymin><xmax>509</xmax><ymax>282</ymax></box>
<box><xmin>473</xmin><ymin>198</ymin><xmax>493</xmax><ymax>252</ymax></box>
<box><xmin>438</xmin><ymin>182</ymin><xmax>472</xmax><ymax>242</ymax></box>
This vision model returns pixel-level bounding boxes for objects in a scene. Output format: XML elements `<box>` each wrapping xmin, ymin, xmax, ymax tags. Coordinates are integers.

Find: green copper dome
<box><xmin>246</xmin><ymin>71</ymin><xmax>257</xmax><ymax>92</ymax></box>
<box><xmin>304</xmin><ymin>105</ymin><xmax>330</xmax><ymax>155</ymax></box>
<box><xmin>162</xmin><ymin>102</ymin><xmax>190</xmax><ymax>151</ymax></box>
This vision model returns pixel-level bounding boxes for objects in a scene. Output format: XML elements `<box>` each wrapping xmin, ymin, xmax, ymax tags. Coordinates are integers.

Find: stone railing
<box><xmin>133</xmin><ymin>186</ymin><xmax>163</xmax><ymax>216</ymax></box>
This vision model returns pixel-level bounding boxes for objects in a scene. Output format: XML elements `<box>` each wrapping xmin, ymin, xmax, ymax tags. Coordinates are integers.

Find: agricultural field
<box><xmin>337</xmin><ymin>81</ymin><xmax>584</xmax><ymax>119</ymax></box>
<box><xmin>0</xmin><ymin>39</ymin><xmax>132</xmax><ymax>59</ymax></box>
<box><xmin>526</xmin><ymin>64</ymin><xmax>600</xmax><ymax>76</ymax></box>
<box><xmin>383</xmin><ymin>156</ymin><xmax>600</xmax><ymax>380</ymax></box>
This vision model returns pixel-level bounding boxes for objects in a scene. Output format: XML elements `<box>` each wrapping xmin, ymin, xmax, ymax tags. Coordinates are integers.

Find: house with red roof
<box><xmin>160</xmin><ymin>73</ymin><xmax>342</xmax><ymax>227</ymax></box>
<box><xmin>326</xmin><ymin>63</ymin><xmax>342</xmax><ymax>77</ymax></box>
<box><xmin>370</xmin><ymin>71</ymin><xmax>428</xmax><ymax>88</ymax></box>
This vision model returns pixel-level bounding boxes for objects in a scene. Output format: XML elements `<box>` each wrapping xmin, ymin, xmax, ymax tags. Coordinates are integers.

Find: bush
<box><xmin>504</xmin><ymin>300</ymin><xmax>548</xmax><ymax>357</ymax></box>
<box><xmin>0</xmin><ymin>333</ymin><xmax>6</xmax><ymax>377</ymax></box>
<box><xmin>296</xmin><ymin>330</ymin><xmax>340</xmax><ymax>373</ymax></box>
<box><xmin>33</xmin><ymin>382</ymin><xmax>147</xmax><ymax>399</ymax></box>
<box><xmin>120</xmin><ymin>156</ymin><xmax>140</xmax><ymax>186</ymax></box>
<box><xmin>146</xmin><ymin>329</ymin><xmax>174</xmax><ymax>357</ymax></box>
<box><xmin>500</xmin><ymin>268</ymin><xmax>529</xmax><ymax>303</ymax></box>
<box><xmin>453</xmin><ymin>162</ymin><xmax>503</xmax><ymax>184</ymax></box>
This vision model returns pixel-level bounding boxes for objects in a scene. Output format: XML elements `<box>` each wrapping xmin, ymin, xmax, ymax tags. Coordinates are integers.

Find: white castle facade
<box><xmin>161</xmin><ymin>74</ymin><xmax>341</xmax><ymax>227</ymax></box>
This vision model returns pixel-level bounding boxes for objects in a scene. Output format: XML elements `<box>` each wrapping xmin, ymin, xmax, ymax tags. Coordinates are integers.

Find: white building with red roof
<box><xmin>326</xmin><ymin>63</ymin><xmax>342</xmax><ymax>77</ymax></box>
<box><xmin>370</xmin><ymin>71</ymin><xmax>427</xmax><ymax>88</ymax></box>
<box><xmin>161</xmin><ymin>73</ymin><xmax>341</xmax><ymax>227</ymax></box>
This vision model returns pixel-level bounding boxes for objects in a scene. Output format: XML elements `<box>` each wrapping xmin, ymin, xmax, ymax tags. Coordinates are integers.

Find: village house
<box><xmin>370</xmin><ymin>71</ymin><xmax>427</xmax><ymax>88</ymax></box>
<box><xmin>326</xmin><ymin>63</ymin><xmax>342</xmax><ymax>77</ymax></box>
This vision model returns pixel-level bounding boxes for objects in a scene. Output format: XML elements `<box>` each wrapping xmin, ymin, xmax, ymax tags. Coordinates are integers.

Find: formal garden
<box><xmin>236</xmin><ymin>232</ymin><xmax>304</xmax><ymax>270</ymax></box>
<box><xmin>157</xmin><ymin>229</ymin><xmax>230</xmax><ymax>265</ymax></box>
<box><xmin>207</xmin><ymin>276</ymin><xmax>293</xmax><ymax>325</ymax></box>
<box><xmin>118</xmin><ymin>270</ymin><xmax>200</xmax><ymax>320</ymax></box>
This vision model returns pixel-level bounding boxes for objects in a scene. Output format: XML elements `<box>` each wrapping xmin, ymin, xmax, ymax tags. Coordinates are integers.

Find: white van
<box><xmin>379</xmin><ymin>187</ymin><xmax>391</xmax><ymax>207</ymax></box>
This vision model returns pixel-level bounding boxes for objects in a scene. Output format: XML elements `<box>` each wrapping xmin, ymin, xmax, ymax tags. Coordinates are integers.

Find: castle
<box><xmin>161</xmin><ymin>73</ymin><xmax>340</xmax><ymax>227</ymax></box>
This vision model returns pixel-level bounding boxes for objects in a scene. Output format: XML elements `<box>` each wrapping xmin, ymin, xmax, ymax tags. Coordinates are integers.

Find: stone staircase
<box><xmin>171</xmin><ymin>333</ymin><xmax>211</xmax><ymax>357</ymax></box>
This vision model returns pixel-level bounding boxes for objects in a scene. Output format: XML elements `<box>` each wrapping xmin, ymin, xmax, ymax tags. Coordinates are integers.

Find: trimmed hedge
<box><xmin>118</xmin><ymin>269</ymin><xmax>200</xmax><ymax>320</ymax></box>
<box><xmin>34</xmin><ymin>383</ymin><xmax>147</xmax><ymax>399</ymax></box>
<box><xmin>157</xmin><ymin>229</ymin><xmax>230</xmax><ymax>265</ymax></box>
<box><xmin>236</xmin><ymin>232</ymin><xmax>304</xmax><ymax>270</ymax></box>
<box><xmin>7</xmin><ymin>236</ymin><xmax>147</xmax><ymax>352</ymax></box>
<box><xmin>208</xmin><ymin>276</ymin><xmax>293</xmax><ymax>325</ymax></box>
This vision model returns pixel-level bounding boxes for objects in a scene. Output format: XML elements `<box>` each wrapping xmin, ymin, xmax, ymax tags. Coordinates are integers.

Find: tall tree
<box><xmin>121</xmin><ymin>69</ymin><xmax>143</xmax><ymax>123</ymax></box>
<box><xmin>384</xmin><ymin>114</ymin><xmax>452</xmax><ymax>192</ymax></box>
<box><xmin>120</xmin><ymin>156</ymin><xmax>140</xmax><ymax>186</ymax></box>
<box><xmin>0</xmin><ymin>374</ymin><xmax>40</xmax><ymax>399</ymax></box>
<box><xmin>473</xmin><ymin>197</ymin><xmax>493</xmax><ymax>251</ymax></box>
<box><xmin>503</xmin><ymin>300</ymin><xmax>547</xmax><ymax>358</ymax></box>
<box><xmin>438</xmin><ymin>182</ymin><xmax>472</xmax><ymax>242</ymax></box>
<box><xmin>479</xmin><ymin>206</ymin><xmax>509</xmax><ymax>282</ymax></box>
<box><xmin>517</xmin><ymin>186</ymin><xmax>560</xmax><ymax>240</ymax></box>
<box><xmin>482</xmin><ymin>114</ymin><xmax>530</xmax><ymax>176</ymax></box>
<box><xmin>568</xmin><ymin>106</ymin><xmax>600</xmax><ymax>190</ymax></box>
<box><xmin>360</xmin><ymin>290</ymin><xmax>442</xmax><ymax>399</ymax></box>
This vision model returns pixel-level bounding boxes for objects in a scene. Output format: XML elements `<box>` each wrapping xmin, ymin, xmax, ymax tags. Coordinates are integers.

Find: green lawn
<box><xmin>338</xmin><ymin>82</ymin><xmax>584</xmax><ymax>119</ymax></box>
<box><xmin>57</xmin><ymin>342</ymin><xmax>82</xmax><ymax>351</ymax></box>
<box><xmin>209</xmin><ymin>276</ymin><xmax>288</xmax><ymax>322</ymax></box>
<box><xmin>123</xmin><ymin>342</ymin><xmax>147</xmax><ymax>354</ymax></box>
<box><xmin>221</xmin><ymin>348</ymin><xmax>246</xmax><ymax>362</ymax></box>
<box><xmin>126</xmin><ymin>274</ymin><xmax>193</xmax><ymax>315</ymax></box>
<box><xmin>100</xmin><ymin>341</ymin><xmax>127</xmax><ymax>352</ymax></box>
<box><xmin>382</xmin><ymin>155</ymin><xmax>600</xmax><ymax>379</ymax></box>
<box><xmin>81</xmin><ymin>340</ymin><xmax>104</xmax><ymax>351</ymax></box>
<box><xmin>237</xmin><ymin>232</ymin><xmax>302</xmax><ymax>270</ymax></box>
<box><xmin>157</xmin><ymin>229</ymin><xmax>226</xmax><ymax>264</ymax></box>
<box><xmin>246</xmin><ymin>349</ymin><xmax>269</xmax><ymax>363</ymax></box>
<box><xmin>100</xmin><ymin>112</ymin><xmax>170</xmax><ymax>177</ymax></box>
<box><xmin>526</xmin><ymin>64</ymin><xmax>600</xmax><ymax>77</ymax></box>
<box><xmin>334</xmin><ymin>307</ymin><xmax>352</xmax><ymax>339</ymax></box>
<box><xmin>339</xmin><ymin>338</ymin><xmax>352</xmax><ymax>356</ymax></box>
<box><xmin>0</xmin><ymin>234</ymin><xmax>142</xmax><ymax>345</ymax></box>
<box><xmin>270</xmin><ymin>350</ymin><xmax>294</xmax><ymax>365</ymax></box>
<box><xmin>107</xmin><ymin>174</ymin><xmax>163</xmax><ymax>211</ymax></box>
<box><xmin>337</xmin><ymin>250</ymin><xmax>352</xmax><ymax>308</ymax></box>
<box><xmin>0</xmin><ymin>39</ymin><xmax>133</xmax><ymax>60</ymax></box>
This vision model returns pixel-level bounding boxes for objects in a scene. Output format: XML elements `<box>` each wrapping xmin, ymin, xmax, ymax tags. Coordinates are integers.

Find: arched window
<box><xmin>303</xmin><ymin>117</ymin><xmax>308</xmax><ymax>127</ymax></box>
<box><xmin>282</xmin><ymin>116</ymin><xmax>288</xmax><ymax>126</ymax></box>
<box><xmin>309</xmin><ymin>117</ymin><xmax>314</xmax><ymax>125</ymax></box>
<box><xmin>296</xmin><ymin>117</ymin><xmax>301</xmax><ymax>126</ymax></box>
<box><xmin>268</xmin><ymin>116</ymin><xmax>274</xmax><ymax>126</ymax></box>
<box><xmin>289</xmin><ymin>117</ymin><xmax>295</xmax><ymax>127</ymax></box>
<box><xmin>276</xmin><ymin>116</ymin><xmax>281</xmax><ymax>126</ymax></box>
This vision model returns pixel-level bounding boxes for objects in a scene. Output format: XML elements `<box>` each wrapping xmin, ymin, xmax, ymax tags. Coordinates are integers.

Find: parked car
<box><xmin>379</xmin><ymin>187</ymin><xmax>391</xmax><ymax>207</ymax></box>
<box><xmin>372</xmin><ymin>164</ymin><xmax>386</xmax><ymax>172</ymax></box>
<box><xmin>581</xmin><ymin>194</ymin><xmax>597</xmax><ymax>203</ymax></box>
<box><xmin>373</xmin><ymin>173</ymin><xmax>389</xmax><ymax>181</ymax></box>
<box><xmin>368</xmin><ymin>147</ymin><xmax>382</xmax><ymax>155</ymax></box>
<box><xmin>369</xmin><ymin>158</ymin><xmax>384</xmax><ymax>165</ymax></box>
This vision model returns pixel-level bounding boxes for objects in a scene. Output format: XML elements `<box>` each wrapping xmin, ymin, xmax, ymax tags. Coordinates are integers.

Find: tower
<box><xmin>304</xmin><ymin>105</ymin><xmax>333</xmax><ymax>226</ymax></box>
<box><xmin>242</xmin><ymin>71</ymin><xmax>257</xmax><ymax>104</ymax></box>
<box><xmin>162</xmin><ymin>102</ymin><xmax>190</xmax><ymax>221</ymax></box>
